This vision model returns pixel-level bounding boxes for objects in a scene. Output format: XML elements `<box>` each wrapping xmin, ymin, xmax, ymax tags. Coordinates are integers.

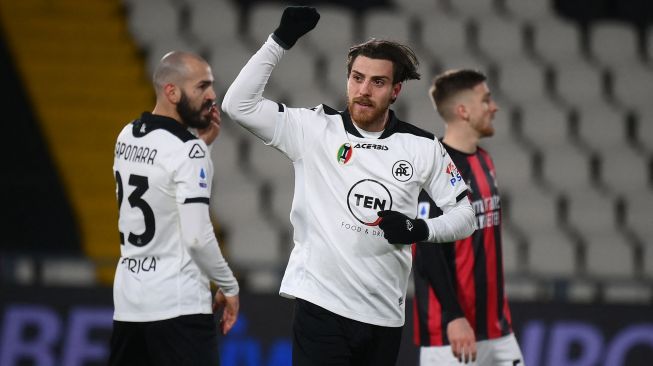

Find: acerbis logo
<box><xmin>189</xmin><ymin>144</ymin><xmax>206</xmax><ymax>159</ymax></box>
<box><xmin>353</xmin><ymin>143</ymin><xmax>389</xmax><ymax>151</ymax></box>
<box><xmin>392</xmin><ymin>160</ymin><xmax>413</xmax><ymax>182</ymax></box>
<box><xmin>337</xmin><ymin>143</ymin><xmax>353</xmax><ymax>165</ymax></box>
<box><xmin>347</xmin><ymin>179</ymin><xmax>393</xmax><ymax>226</ymax></box>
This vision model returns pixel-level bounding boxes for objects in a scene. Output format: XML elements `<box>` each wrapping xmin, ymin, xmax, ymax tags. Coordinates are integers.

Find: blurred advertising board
<box><xmin>0</xmin><ymin>287</ymin><xmax>651</xmax><ymax>365</ymax></box>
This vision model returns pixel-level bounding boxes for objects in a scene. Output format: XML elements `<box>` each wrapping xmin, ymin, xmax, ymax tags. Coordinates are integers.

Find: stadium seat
<box><xmin>419</xmin><ymin>13</ymin><xmax>487</xmax><ymax>70</ymax></box>
<box><xmin>583</xmin><ymin>230</ymin><xmax>635</xmax><ymax>279</ymax></box>
<box><xmin>267</xmin><ymin>47</ymin><xmax>326</xmax><ymax>107</ymax></box>
<box><xmin>503</xmin><ymin>0</ymin><xmax>557</xmax><ymax>22</ymax></box>
<box><xmin>247</xmin><ymin>3</ymin><xmax>285</xmax><ymax>44</ymax></box>
<box><xmin>575</xmin><ymin>104</ymin><xmax>628</xmax><ymax>149</ymax></box>
<box><xmin>623</xmin><ymin>191</ymin><xmax>653</xmax><ymax>248</ymax></box>
<box><xmin>502</xmin><ymin>228</ymin><xmax>522</xmax><ymax>275</ymax></box>
<box><xmin>323</xmin><ymin>55</ymin><xmax>349</xmax><ymax>103</ymax></box>
<box><xmin>564</xmin><ymin>188</ymin><xmax>621</xmax><ymax>239</ymax></box>
<box><xmin>635</xmin><ymin>107</ymin><xmax>653</xmax><ymax>153</ymax></box>
<box><xmin>211</xmin><ymin>138</ymin><xmax>283</xmax><ymax>269</ymax></box>
<box><xmin>530</xmin><ymin>17</ymin><xmax>585</xmax><ymax>66</ymax></box>
<box><xmin>304</xmin><ymin>5</ymin><xmax>357</xmax><ymax>55</ymax></box>
<box><xmin>643</xmin><ymin>243</ymin><xmax>653</xmax><ymax>279</ymax></box>
<box><xmin>448</xmin><ymin>0</ymin><xmax>499</xmax><ymax>19</ymax></box>
<box><xmin>483</xmin><ymin>139</ymin><xmax>534</xmax><ymax>195</ymax></box>
<box><xmin>518</xmin><ymin>100</ymin><xmax>571</xmax><ymax>146</ymax></box>
<box><xmin>552</xmin><ymin>63</ymin><xmax>607</xmax><ymax>108</ymax></box>
<box><xmin>527</xmin><ymin>229</ymin><xmax>578</xmax><ymax>278</ymax></box>
<box><xmin>475</xmin><ymin>18</ymin><xmax>527</xmax><ymax>64</ymax></box>
<box><xmin>611</xmin><ymin>65</ymin><xmax>653</xmax><ymax>111</ymax></box>
<box><xmin>506</xmin><ymin>185</ymin><xmax>560</xmax><ymax>233</ymax></box>
<box><xmin>187</xmin><ymin>0</ymin><xmax>241</xmax><ymax>47</ymax></box>
<box><xmin>540</xmin><ymin>142</ymin><xmax>594</xmax><ymax>193</ymax></box>
<box><xmin>589</xmin><ymin>21</ymin><xmax>641</xmax><ymax>69</ymax></box>
<box><xmin>599</xmin><ymin>146</ymin><xmax>650</xmax><ymax>196</ymax></box>
<box><xmin>495</xmin><ymin>58</ymin><xmax>548</xmax><ymax>105</ymax></box>
<box><xmin>125</xmin><ymin>0</ymin><xmax>180</xmax><ymax>49</ymax></box>
<box><xmin>394</xmin><ymin>0</ymin><xmax>443</xmax><ymax>18</ymax></box>
<box><xmin>208</xmin><ymin>41</ymin><xmax>255</xmax><ymax>90</ymax></box>
<box><xmin>363</xmin><ymin>8</ymin><xmax>414</xmax><ymax>44</ymax></box>
<box><xmin>224</xmin><ymin>212</ymin><xmax>283</xmax><ymax>269</ymax></box>
<box><xmin>396</xmin><ymin>76</ymin><xmax>440</xmax><ymax>133</ymax></box>
<box><xmin>249</xmin><ymin>139</ymin><xmax>295</xmax><ymax>220</ymax></box>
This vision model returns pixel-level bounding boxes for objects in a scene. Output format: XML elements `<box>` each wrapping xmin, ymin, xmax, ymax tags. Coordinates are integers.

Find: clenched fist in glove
<box><xmin>272</xmin><ymin>6</ymin><xmax>320</xmax><ymax>49</ymax></box>
<box><xmin>378</xmin><ymin>210</ymin><xmax>429</xmax><ymax>245</ymax></box>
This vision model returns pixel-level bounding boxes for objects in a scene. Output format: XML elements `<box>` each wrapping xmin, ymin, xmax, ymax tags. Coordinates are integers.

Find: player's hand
<box><xmin>272</xmin><ymin>6</ymin><xmax>320</xmax><ymax>49</ymax></box>
<box><xmin>447</xmin><ymin>317</ymin><xmax>477</xmax><ymax>363</ymax></box>
<box><xmin>213</xmin><ymin>290</ymin><xmax>239</xmax><ymax>335</ymax></box>
<box><xmin>198</xmin><ymin>103</ymin><xmax>221</xmax><ymax>145</ymax></box>
<box><xmin>377</xmin><ymin>210</ymin><xmax>429</xmax><ymax>244</ymax></box>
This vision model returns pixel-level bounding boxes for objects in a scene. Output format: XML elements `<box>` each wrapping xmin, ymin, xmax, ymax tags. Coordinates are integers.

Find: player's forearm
<box><xmin>424</xmin><ymin>198</ymin><xmax>475</xmax><ymax>243</ymax></box>
<box><xmin>179</xmin><ymin>203</ymin><xmax>239</xmax><ymax>296</ymax></box>
<box><xmin>188</xmin><ymin>234</ymin><xmax>239</xmax><ymax>296</ymax></box>
<box><xmin>221</xmin><ymin>36</ymin><xmax>285</xmax><ymax>142</ymax></box>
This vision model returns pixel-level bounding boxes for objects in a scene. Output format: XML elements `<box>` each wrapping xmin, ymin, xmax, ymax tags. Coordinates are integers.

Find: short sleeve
<box><xmin>174</xmin><ymin>140</ymin><xmax>213</xmax><ymax>204</ymax></box>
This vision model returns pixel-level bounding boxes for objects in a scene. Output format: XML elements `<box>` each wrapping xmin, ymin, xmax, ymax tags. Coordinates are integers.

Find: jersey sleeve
<box><xmin>173</xmin><ymin>140</ymin><xmax>213</xmax><ymax>204</ymax></box>
<box><xmin>222</xmin><ymin>35</ymin><xmax>314</xmax><ymax>162</ymax></box>
<box><xmin>422</xmin><ymin>140</ymin><xmax>476</xmax><ymax>242</ymax></box>
<box><xmin>178</xmin><ymin>202</ymin><xmax>239</xmax><ymax>295</ymax></box>
<box><xmin>221</xmin><ymin>36</ymin><xmax>288</xmax><ymax>145</ymax></box>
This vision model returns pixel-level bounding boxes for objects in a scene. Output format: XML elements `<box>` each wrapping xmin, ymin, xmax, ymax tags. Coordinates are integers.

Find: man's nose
<box><xmin>359</xmin><ymin>80</ymin><xmax>372</xmax><ymax>96</ymax></box>
<box><xmin>206</xmin><ymin>87</ymin><xmax>217</xmax><ymax>101</ymax></box>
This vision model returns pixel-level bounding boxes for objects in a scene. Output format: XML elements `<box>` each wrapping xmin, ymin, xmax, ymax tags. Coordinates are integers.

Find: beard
<box><xmin>346</xmin><ymin>96</ymin><xmax>391</xmax><ymax>130</ymax></box>
<box><xmin>476</xmin><ymin>117</ymin><xmax>495</xmax><ymax>137</ymax></box>
<box><xmin>177</xmin><ymin>92</ymin><xmax>213</xmax><ymax>129</ymax></box>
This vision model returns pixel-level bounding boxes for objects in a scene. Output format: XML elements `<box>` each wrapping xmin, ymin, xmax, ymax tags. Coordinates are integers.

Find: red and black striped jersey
<box><xmin>413</xmin><ymin>142</ymin><xmax>513</xmax><ymax>346</ymax></box>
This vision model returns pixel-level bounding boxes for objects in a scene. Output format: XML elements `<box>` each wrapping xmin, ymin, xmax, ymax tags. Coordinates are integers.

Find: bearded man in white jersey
<box><xmin>109</xmin><ymin>51</ymin><xmax>239</xmax><ymax>366</ymax></box>
<box><xmin>222</xmin><ymin>6</ymin><xmax>476</xmax><ymax>366</ymax></box>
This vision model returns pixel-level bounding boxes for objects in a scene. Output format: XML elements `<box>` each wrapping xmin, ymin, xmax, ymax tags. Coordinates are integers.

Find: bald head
<box><xmin>152</xmin><ymin>51</ymin><xmax>209</xmax><ymax>96</ymax></box>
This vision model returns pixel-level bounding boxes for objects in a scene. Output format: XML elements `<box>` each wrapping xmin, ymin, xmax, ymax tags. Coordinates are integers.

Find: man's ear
<box><xmin>164</xmin><ymin>83</ymin><xmax>179</xmax><ymax>104</ymax></box>
<box><xmin>391</xmin><ymin>82</ymin><xmax>402</xmax><ymax>104</ymax></box>
<box><xmin>455</xmin><ymin>102</ymin><xmax>470</xmax><ymax>121</ymax></box>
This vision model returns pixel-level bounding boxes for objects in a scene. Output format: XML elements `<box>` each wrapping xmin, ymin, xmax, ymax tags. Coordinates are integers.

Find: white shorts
<box><xmin>419</xmin><ymin>333</ymin><xmax>524</xmax><ymax>366</ymax></box>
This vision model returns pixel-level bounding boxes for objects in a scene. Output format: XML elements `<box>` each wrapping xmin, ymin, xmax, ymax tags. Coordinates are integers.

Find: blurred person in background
<box><xmin>222</xmin><ymin>6</ymin><xmax>475</xmax><ymax>365</ymax></box>
<box><xmin>413</xmin><ymin>69</ymin><xmax>524</xmax><ymax>365</ymax></box>
<box><xmin>109</xmin><ymin>51</ymin><xmax>239</xmax><ymax>366</ymax></box>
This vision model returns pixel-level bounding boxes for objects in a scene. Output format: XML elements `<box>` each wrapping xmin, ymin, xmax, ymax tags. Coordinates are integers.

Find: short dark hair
<box><xmin>347</xmin><ymin>39</ymin><xmax>420</xmax><ymax>84</ymax></box>
<box><xmin>430</xmin><ymin>69</ymin><xmax>487</xmax><ymax>119</ymax></box>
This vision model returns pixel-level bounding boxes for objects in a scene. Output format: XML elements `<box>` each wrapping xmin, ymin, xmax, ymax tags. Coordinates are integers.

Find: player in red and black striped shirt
<box><xmin>413</xmin><ymin>70</ymin><xmax>524</xmax><ymax>365</ymax></box>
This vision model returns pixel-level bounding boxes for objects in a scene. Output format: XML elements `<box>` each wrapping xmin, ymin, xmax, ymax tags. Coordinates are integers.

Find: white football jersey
<box><xmin>113</xmin><ymin>113</ymin><xmax>218</xmax><ymax>322</ymax></box>
<box><xmin>273</xmin><ymin>105</ymin><xmax>468</xmax><ymax>327</ymax></box>
<box><xmin>223</xmin><ymin>37</ymin><xmax>473</xmax><ymax>327</ymax></box>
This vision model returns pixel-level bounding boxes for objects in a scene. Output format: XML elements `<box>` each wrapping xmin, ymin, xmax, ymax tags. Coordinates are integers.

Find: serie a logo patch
<box><xmin>336</xmin><ymin>143</ymin><xmax>353</xmax><ymax>165</ymax></box>
<box><xmin>199</xmin><ymin>168</ymin><xmax>208</xmax><ymax>188</ymax></box>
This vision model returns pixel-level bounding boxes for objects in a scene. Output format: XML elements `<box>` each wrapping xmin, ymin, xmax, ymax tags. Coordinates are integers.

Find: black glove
<box><xmin>272</xmin><ymin>6</ymin><xmax>320</xmax><ymax>49</ymax></box>
<box><xmin>378</xmin><ymin>210</ymin><xmax>429</xmax><ymax>245</ymax></box>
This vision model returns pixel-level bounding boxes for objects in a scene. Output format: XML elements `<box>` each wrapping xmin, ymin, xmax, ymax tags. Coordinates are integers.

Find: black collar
<box><xmin>132</xmin><ymin>112</ymin><xmax>196</xmax><ymax>142</ymax></box>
